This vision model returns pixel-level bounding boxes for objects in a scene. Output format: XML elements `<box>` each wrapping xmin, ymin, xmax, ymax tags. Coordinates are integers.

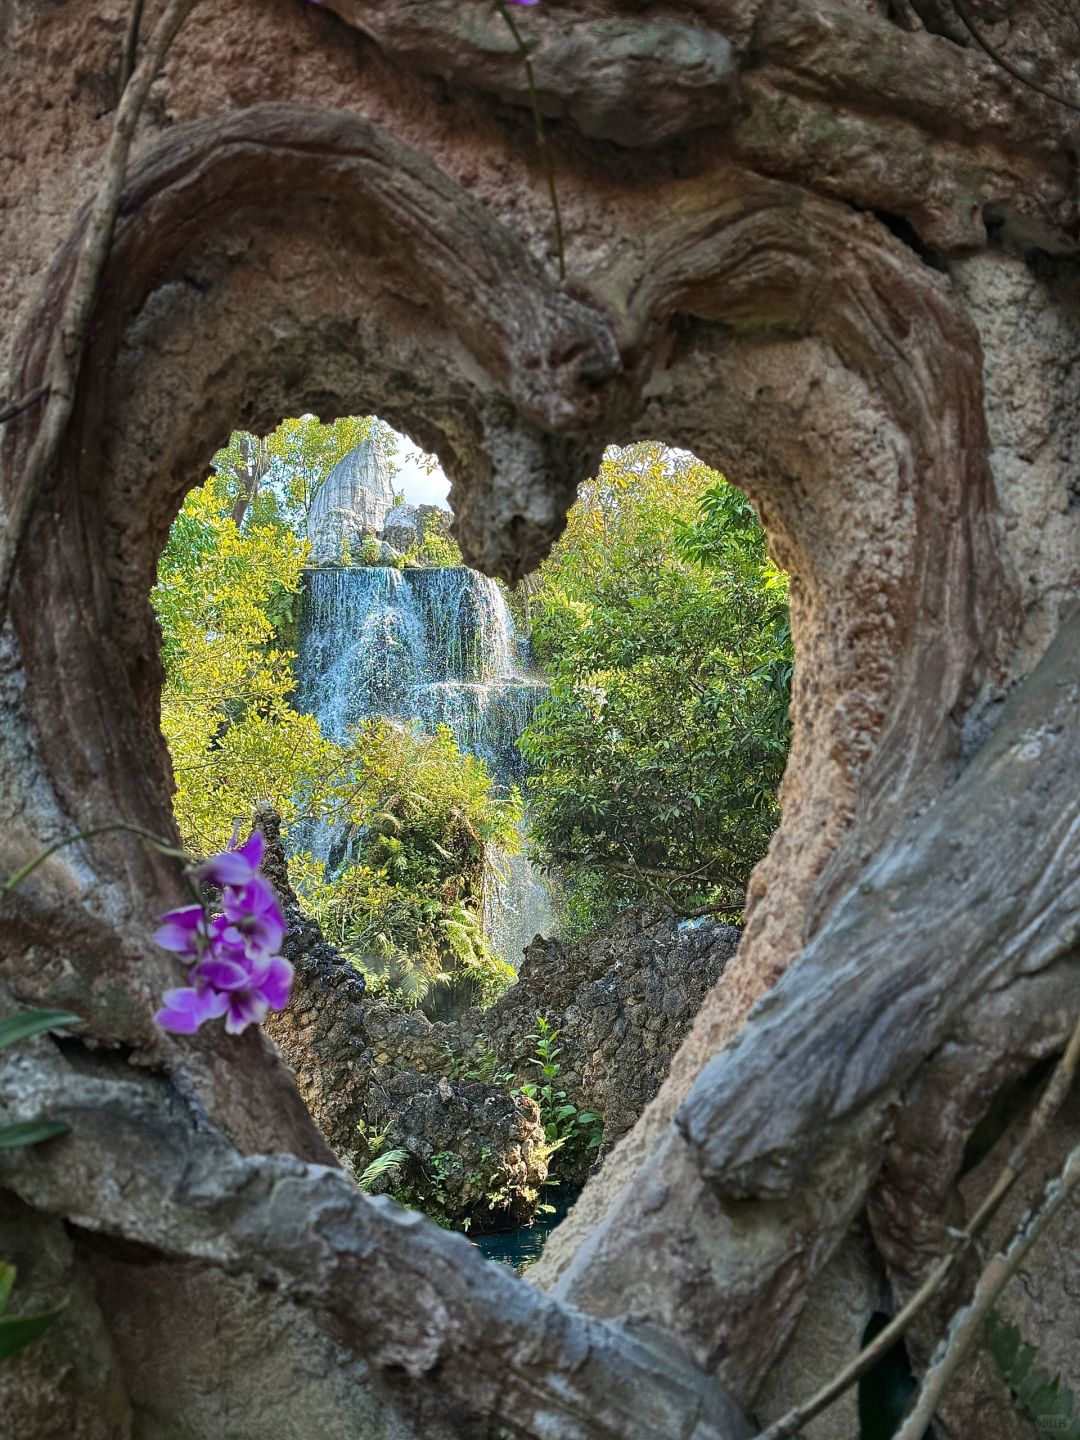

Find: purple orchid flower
<box><xmin>153</xmin><ymin>904</ymin><xmax>207</xmax><ymax>957</ymax></box>
<box><xmin>220</xmin><ymin>875</ymin><xmax>286</xmax><ymax>957</ymax></box>
<box><xmin>155</xmin><ymin>983</ymin><xmax>229</xmax><ymax>1034</ymax></box>
<box><xmin>154</xmin><ymin>830</ymin><xmax>292</xmax><ymax>1037</ymax></box>
<box><xmin>199</xmin><ymin>828</ymin><xmax>265</xmax><ymax>888</ymax></box>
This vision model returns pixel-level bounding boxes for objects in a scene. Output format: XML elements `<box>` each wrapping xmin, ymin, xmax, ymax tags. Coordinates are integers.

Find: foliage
<box><xmin>210</xmin><ymin>414</ymin><xmax>396</xmax><ymax>535</ymax></box>
<box><xmin>515</xmin><ymin>1015</ymin><xmax>602</xmax><ymax>1161</ymax></box>
<box><xmin>357</xmin><ymin>1148</ymin><xmax>409</xmax><ymax>1194</ymax></box>
<box><xmin>521</xmin><ymin>441</ymin><xmax>792</xmax><ymax>933</ymax></box>
<box><xmin>289</xmin><ymin>721</ymin><xmax>521</xmax><ymax>1010</ymax></box>
<box><xmin>984</xmin><ymin>1310</ymin><xmax>1080</xmax><ymax>1438</ymax></box>
<box><xmin>401</xmin><ymin>522</ymin><xmax>464</xmax><ymax>570</ymax></box>
<box><xmin>156</xmin><ymin>452</ymin><xmax>519</xmax><ymax>1010</ymax></box>
<box><xmin>153</xmin><ymin>475</ymin><xmax>344</xmax><ymax>857</ymax></box>
<box><xmin>357</xmin><ymin>536</ymin><xmax>389</xmax><ymax>567</ymax></box>
<box><xmin>0</xmin><ymin>1009</ymin><xmax>78</xmax><ymax>1362</ymax></box>
<box><xmin>445</xmin><ymin>1036</ymin><xmax>515</xmax><ymax>1089</ymax></box>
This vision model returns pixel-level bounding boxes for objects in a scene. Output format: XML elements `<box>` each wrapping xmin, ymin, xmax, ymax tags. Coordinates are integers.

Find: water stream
<box><xmin>291</xmin><ymin>564</ymin><xmax>556</xmax><ymax>964</ymax></box>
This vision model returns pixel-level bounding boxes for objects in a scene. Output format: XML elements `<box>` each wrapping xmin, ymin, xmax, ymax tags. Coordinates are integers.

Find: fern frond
<box><xmin>358</xmin><ymin>1148</ymin><xmax>409</xmax><ymax>1193</ymax></box>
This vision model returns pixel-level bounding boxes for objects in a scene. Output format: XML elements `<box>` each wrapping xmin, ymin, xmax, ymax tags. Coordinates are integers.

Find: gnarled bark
<box><xmin>2</xmin><ymin>1</ymin><xmax>1080</xmax><ymax>1436</ymax></box>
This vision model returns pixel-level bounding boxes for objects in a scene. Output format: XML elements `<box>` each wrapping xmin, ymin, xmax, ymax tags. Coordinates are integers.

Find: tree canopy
<box><xmin>153</xmin><ymin>423</ymin><xmax>516</xmax><ymax>1007</ymax></box>
<box><xmin>211</xmin><ymin>414</ymin><xmax>397</xmax><ymax>533</ymax></box>
<box><xmin>521</xmin><ymin>442</ymin><xmax>792</xmax><ymax>934</ymax></box>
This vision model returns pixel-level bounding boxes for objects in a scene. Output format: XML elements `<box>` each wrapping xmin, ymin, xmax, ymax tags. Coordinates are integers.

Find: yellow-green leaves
<box><xmin>154</xmin><ymin>476</ymin><xmax>342</xmax><ymax>855</ymax></box>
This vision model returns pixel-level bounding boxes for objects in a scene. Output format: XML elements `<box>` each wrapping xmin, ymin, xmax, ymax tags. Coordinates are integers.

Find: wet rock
<box><xmin>359</xmin><ymin>1070</ymin><xmax>546</xmax><ymax>1231</ymax></box>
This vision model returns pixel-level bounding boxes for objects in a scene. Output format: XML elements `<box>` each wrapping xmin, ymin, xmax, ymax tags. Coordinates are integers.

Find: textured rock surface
<box><xmin>261</xmin><ymin>810</ymin><xmax>549</xmax><ymax>1228</ymax></box>
<box><xmin>268</xmin><ymin>876</ymin><xmax>739</xmax><ymax>1188</ymax></box>
<box><xmin>307</xmin><ymin>438</ymin><xmax>396</xmax><ymax>563</ymax></box>
<box><xmin>359</xmin><ymin>1069</ymin><xmax>547</xmax><ymax>1230</ymax></box>
<box><xmin>4</xmin><ymin>2</ymin><xmax>1080</xmax><ymax>1436</ymax></box>
<box><xmin>469</xmin><ymin>910</ymin><xmax>740</xmax><ymax>1163</ymax></box>
<box><xmin>382</xmin><ymin>500</ymin><xmax>420</xmax><ymax>552</ymax></box>
<box><xmin>268</xmin><ymin>939</ymin><xmax>550</xmax><ymax>1229</ymax></box>
<box><xmin>0</xmin><ymin>1194</ymin><xmax>131</xmax><ymax>1440</ymax></box>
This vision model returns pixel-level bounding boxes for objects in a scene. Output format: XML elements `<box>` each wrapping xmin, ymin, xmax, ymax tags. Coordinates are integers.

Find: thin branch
<box><xmin>896</xmin><ymin>1140</ymin><xmax>1080</xmax><ymax>1439</ymax></box>
<box><xmin>119</xmin><ymin>0</ymin><xmax>146</xmax><ymax>91</ymax></box>
<box><xmin>954</xmin><ymin>1</ymin><xmax>1080</xmax><ymax>113</ymax></box>
<box><xmin>755</xmin><ymin>1002</ymin><xmax>1080</xmax><ymax>1440</ymax></box>
<box><xmin>0</xmin><ymin>385</ymin><xmax>50</xmax><ymax>428</ymax></box>
<box><xmin>0</xmin><ymin>0</ymin><xmax>200</xmax><ymax>625</ymax></box>
<box><xmin>493</xmin><ymin>0</ymin><xmax>566</xmax><ymax>280</ymax></box>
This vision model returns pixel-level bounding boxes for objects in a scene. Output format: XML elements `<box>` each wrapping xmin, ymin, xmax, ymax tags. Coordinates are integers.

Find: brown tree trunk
<box><xmin>229</xmin><ymin>434</ymin><xmax>269</xmax><ymax>529</ymax></box>
<box><xmin>1</xmin><ymin>3</ymin><xmax>1078</xmax><ymax>1437</ymax></box>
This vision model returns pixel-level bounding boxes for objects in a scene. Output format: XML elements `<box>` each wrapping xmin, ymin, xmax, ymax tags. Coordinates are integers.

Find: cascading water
<box><xmin>292</xmin><ymin>563</ymin><xmax>556</xmax><ymax>964</ymax></box>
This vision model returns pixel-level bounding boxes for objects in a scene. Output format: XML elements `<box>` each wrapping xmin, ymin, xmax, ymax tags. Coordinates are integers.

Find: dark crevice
<box><xmin>960</xmin><ymin>1055</ymin><xmax>1056</xmax><ymax>1177</ymax></box>
<box><xmin>870</xmin><ymin>210</ymin><xmax>945</xmax><ymax>271</ymax></box>
<box><xmin>858</xmin><ymin>1311</ymin><xmax>938</xmax><ymax>1438</ymax></box>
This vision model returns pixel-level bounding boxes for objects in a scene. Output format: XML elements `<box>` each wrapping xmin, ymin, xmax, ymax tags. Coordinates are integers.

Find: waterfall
<box><xmin>292</xmin><ymin>564</ymin><xmax>556</xmax><ymax>962</ymax></box>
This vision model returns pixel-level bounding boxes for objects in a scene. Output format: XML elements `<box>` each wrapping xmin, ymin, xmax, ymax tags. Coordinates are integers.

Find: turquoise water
<box><xmin>472</xmin><ymin>1186</ymin><xmax>581</xmax><ymax>1271</ymax></box>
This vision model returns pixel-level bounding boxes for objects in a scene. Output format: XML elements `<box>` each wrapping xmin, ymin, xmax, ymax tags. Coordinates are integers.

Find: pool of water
<box><xmin>472</xmin><ymin>1186</ymin><xmax>581</xmax><ymax>1271</ymax></box>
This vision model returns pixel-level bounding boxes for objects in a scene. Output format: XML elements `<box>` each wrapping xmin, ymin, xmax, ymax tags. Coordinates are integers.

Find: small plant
<box><xmin>355</xmin><ymin>1119</ymin><xmax>389</xmax><ymax>1156</ymax></box>
<box><xmin>515</xmin><ymin>1014</ymin><xmax>602</xmax><ymax>1160</ymax></box>
<box><xmin>357</xmin><ymin>1147</ymin><xmax>408</xmax><ymax>1194</ymax></box>
<box><xmin>983</xmin><ymin>1310</ymin><xmax>1080</xmax><ymax>1438</ymax></box>
<box><xmin>464</xmin><ymin>1038</ymin><xmax>515</xmax><ymax>1088</ymax></box>
<box><xmin>401</xmin><ymin>529</ymin><xmax>464</xmax><ymax>570</ymax></box>
<box><xmin>0</xmin><ymin>1008</ymin><xmax>79</xmax><ymax>1361</ymax></box>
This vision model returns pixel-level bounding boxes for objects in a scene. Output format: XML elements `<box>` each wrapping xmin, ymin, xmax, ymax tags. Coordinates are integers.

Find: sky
<box><xmin>387</xmin><ymin>426</ymin><xmax>451</xmax><ymax>510</ymax></box>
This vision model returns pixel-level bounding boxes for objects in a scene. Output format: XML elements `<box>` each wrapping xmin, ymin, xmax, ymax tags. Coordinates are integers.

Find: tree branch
<box><xmin>493</xmin><ymin>0</ymin><xmax>566</xmax><ymax>280</ymax></box>
<box><xmin>896</xmin><ymin>1139</ymin><xmax>1080</xmax><ymax>1438</ymax></box>
<box><xmin>119</xmin><ymin>0</ymin><xmax>146</xmax><ymax>92</ymax></box>
<box><xmin>0</xmin><ymin>1041</ymin><xmax>752</xmax><ymax>1440</ymax></box>
<box><xmin>0</xmin><ymin>385</ymin><xmax>49</xmax><ymax>429</ymax></box>
<box><xmin>0</xmin><ymin>0</ymin><xmax>200</xmax><ymax>624</ymax></box>
<box><xmin>756</xmin><ymin>1001</ymin><xmax>1080</xmax><ymax>1440</ymax></box>
<box><xmin>679</xmin><ymin>608</ymin><xmax>1080</xmax><ymax>1201</ymax></box>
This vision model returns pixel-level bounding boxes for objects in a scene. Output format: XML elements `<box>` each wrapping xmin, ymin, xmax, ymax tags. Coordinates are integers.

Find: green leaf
<box><xmin>358</xmin><ymin>1148</ymin><xmax>409</xmax><ymax>1193</ymax></box>
<box><xmin>0</xmin><ymin>1011</ymin><xmax>80</xmax><ymax>1051</ymax></box>
<box><xmin>0</xmin><ymin>1262</ymin><xmax>15</xmax><ymax>1315</ymax></box>
<box><xmin>0</xmin><ymin>1300</ymin><xmax>67</xmax><ymax>1359</ymax></box>
<box><xmin>0</xmin><ymin>1119</ymin><xmax>69</xmax><ymax>1150</ymax></box>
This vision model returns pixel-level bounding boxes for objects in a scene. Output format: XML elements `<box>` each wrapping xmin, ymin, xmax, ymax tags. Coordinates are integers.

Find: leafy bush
<box><xmin>521</xmin><ymin>442</ymin><xmax>791</xmax><ymax>933</ymax></box>
<box><xmin>515</xmin><ymin>1014</ymin><xmax>602</xmax><ymax>1162</ymax></box>
<box><xmin>153</xmin><ymin>475</ymin><xmax>344</xmax><ymax>857</ymax></box>
<box><xmin>401</xmin><ymin>527</ymin><xmax>463</xmax><ymax>569</ymax></box>
<box><xmin>155</xmin><ymin>445</ymin><xmax>519</xmax><ymax>1010</ymax></box>
<box><xmin>290</xmin><ymin>721</ymin><xmax>522</xmax><ymax>1009</ymax></box>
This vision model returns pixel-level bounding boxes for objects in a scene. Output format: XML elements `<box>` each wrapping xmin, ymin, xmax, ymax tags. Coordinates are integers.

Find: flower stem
<box><xmin>2</xmin><ymin>823</ymin><xmax>194</xmax><ymax>897</ymax></box>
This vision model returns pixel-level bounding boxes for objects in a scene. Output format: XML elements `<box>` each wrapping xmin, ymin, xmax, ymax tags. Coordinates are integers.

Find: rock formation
<box><xmin>382</xmin><ymin>500</ymin><xmax>421</xmax><ymax>552</ymax></box>
<box><xmin>3</xmin><ymin>4</ymin><xmax>1080</xmax><ymax>1438</ymax></box>
<box><xmin>306</xmin><ymin>436</ymin><xmax>396</xmax><ymax>563</ymax></box>
<box><xmin>275</xmin><ymin>904</ymin><xmax>739</xmax><ymax>1188</ymax></box>
<box><xmin>263</xmin><ymin>808</ymin><xmax>736</xmax><ymax>1208</ymax></box>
